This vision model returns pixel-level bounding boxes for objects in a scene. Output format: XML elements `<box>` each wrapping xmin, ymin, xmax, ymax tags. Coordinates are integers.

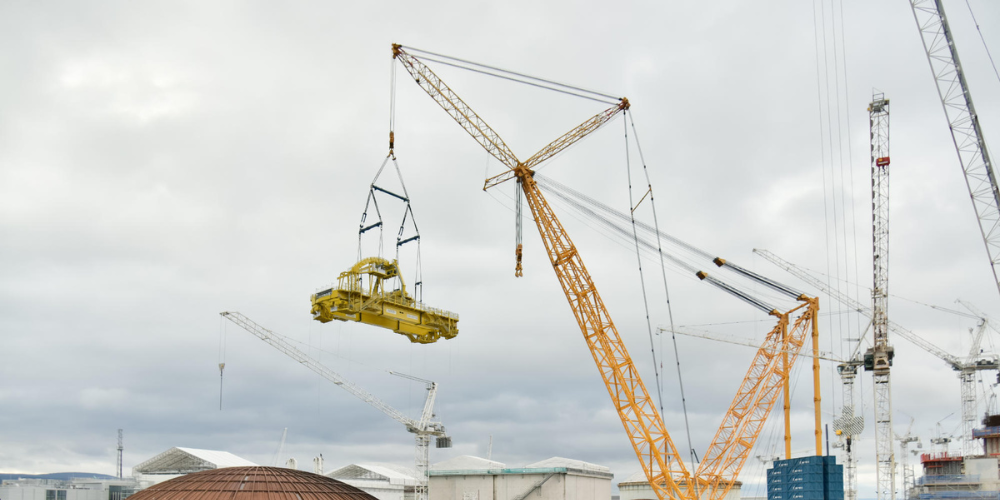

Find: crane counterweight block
<box><xmin>310</xmin><ymin>257</ymin><xmax>459</xmax><ymax>344</ymax></box>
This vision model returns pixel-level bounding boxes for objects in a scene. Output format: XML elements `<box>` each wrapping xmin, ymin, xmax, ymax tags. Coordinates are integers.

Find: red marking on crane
<box><xmin>876</xmin><ymin>157</ymin><xmax>890</xmax><ymax>166</ymax></box>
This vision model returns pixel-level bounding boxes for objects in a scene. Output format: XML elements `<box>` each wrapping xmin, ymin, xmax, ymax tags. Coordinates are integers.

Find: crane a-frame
<box><xmin>392</xmin><ymin>44</ymin><xmax>819</xmax><ymax>500</ymax></box>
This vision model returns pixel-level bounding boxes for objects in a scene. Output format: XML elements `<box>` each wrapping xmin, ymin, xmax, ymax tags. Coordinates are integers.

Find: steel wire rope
<box><xmin>818</xmin><ymin>0</ymin><xmax>846</xmax><ymax>422</ymax></box>
<box><xmin>963</xmin><ymin>0</ymin><xmax>1000</xmax><ymax>86</ymax></box>
<box><xmin>218</xmin><ymin>316</ymin><xmax>227</xmax><ymax>410</ymax></box>
<box><xmin>403</xmin><ymin>46</ymin><xmax>622</xmax><ymax>104</ymax></box>
<box><xmin>621</xmin><ymin>114</ymin><xmax>669</xmax><ymax>454</ymax></box>
<box><xmin>835</xmin><ymin>0</ymin><xmax>864</xmax><ymax>371</ymax></box>
<box><xmin>814</xmin><ymin>0</ymin><xmax>854</xmax><ymax>456</ymax></box>
<box><xmin>410</xmin><ymin>54</ymin><xmax>619</xmax><ymax>106</ymax></box>
<box><xmin>538</xmin><ymin>176</ymin><xmax>799</xmax><ymax>309</ymax></box>
<box><xmin>625</xmin><ymin>111</ymin><xmax>701</xmax><ymax>477</ymax></box>
<box><xmin>829</xmin><ymin>0</ymin><xmax>852</xmax><ymax>417</ymax></box>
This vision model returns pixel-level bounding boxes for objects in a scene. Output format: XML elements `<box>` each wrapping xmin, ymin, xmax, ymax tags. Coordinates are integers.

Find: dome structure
<box><xmin>128</xmin><ymin>466</ymin><xmax>378</xmax><ymax>500</ymax></box>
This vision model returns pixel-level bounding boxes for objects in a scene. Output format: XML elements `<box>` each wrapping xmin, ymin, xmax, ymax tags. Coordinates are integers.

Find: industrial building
<box><xmin>617</xmin><ymin>471</ymin><xmax>742</xmax><ymax>500</ymax></box>
<box><xmin>428</xmin><ymin>456</ymin><xmax>612</xmax><ymax>500</ymax></box>
<box><xmin>0</xmin><ymin>477</ymin><xmax>138</xmax><ymax>500</ymax></box>
<box><xmin>130</xmin><ymin>447</ymin><xmax>257</xmax><ymax>487</ymax></box>
<box><xmin>327</xmin><ymin>463</ymin><xmax>421</xmax><ymax>500</ymax></box>
<box><xmin>915</xmin><ymin>415</ymin><xmax>1000</xmax><ymax>500</ymax></box>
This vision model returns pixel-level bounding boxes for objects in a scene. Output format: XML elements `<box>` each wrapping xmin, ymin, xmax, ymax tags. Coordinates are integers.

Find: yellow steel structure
<box><xmin>391</xmin><ymin>44</ymin><xmax>819</xmax><ymax>500</ymax></box>
<box><xmin>310</xmin><ymin>257</ymin><xmax>459</xmax><ymax>344</ymax></box>
<box><xmin>696</xmin><ymin>297</ymin><xmax>818</xmax><ymax>493</ymax></box>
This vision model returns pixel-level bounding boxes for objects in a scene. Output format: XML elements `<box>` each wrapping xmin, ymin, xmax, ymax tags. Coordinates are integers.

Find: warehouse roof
<box><xmin>327</xmin><ymin>464</ymin><xmax>419</xmax><ymax>485</ymax></box>
<box><xmin>133</xmin><ymin>447</ymin><xmax>257</xmax><ymax>474</ymax></box>
<box><xmin>525</xmin><ymin>457</ymin><xmax>609</xmax><ymax>473</ymax></box>
<box><xmin>431</xmin><ymin>456</ymin><xmax>505</xmax><ymax>471</ymax></box>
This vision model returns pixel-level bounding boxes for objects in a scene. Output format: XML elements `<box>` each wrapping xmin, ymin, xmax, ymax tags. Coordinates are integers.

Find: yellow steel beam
<box><xmin>519</xmin><ymin>168</ymin><xmax>692</xmax><ymax>500</ymax></box>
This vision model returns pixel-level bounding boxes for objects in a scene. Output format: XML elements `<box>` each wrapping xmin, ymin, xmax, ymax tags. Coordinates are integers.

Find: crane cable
<box><xmin>964</xmin><ymin>0</ymin><xmax>1000</xmax><ymax>86</ymax></box>
<box><xmin>537</xmin><ymin>175</ymin><xmax>795</xmax><ymax>309</ymax></box>
<box><xmin>622</xmin><ymin>110</ymin><xmax>702</xmax><ymax>479</ymax></box>
<box><xmin>402</xmin><ymin>46</ymin><xmax>622</xmax><ymax>106</ymax></box>
<box><xmin>622</xmin><ymin>114</ymin><xmax>665</xmax><ymax>424</ymax></box>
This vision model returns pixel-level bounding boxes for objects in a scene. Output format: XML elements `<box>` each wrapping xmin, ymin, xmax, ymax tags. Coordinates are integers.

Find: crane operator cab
<box><xmin>310</xmin><ymin>257</ymin><xmax>459</xmax><ymax>344</ymax></box>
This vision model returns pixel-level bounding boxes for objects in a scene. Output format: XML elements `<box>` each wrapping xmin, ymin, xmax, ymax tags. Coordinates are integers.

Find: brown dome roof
<box><xmin>129</xmin><ymin>466</ymin><xmax>379</xmax><ymax>500</ymax></box>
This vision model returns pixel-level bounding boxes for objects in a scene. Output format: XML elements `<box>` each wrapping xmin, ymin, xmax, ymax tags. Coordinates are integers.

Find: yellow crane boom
<box><xmin>390</xmin><ymin>44</ymin><xmax>819</xmax><ymax>500</ymax></box>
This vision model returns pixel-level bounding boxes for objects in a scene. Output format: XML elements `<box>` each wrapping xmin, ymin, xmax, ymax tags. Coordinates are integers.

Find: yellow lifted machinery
<box><xmin>311</xmin><ymin>257</ymin><xmax>458</xmax><ymax>344</ymax></box>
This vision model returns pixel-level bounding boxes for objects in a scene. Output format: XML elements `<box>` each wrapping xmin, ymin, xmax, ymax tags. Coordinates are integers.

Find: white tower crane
<box><xmin>895</xmin><ymin>419</ymin><xmax>920</xmax><ymax>500</ymax></box>
<box><xmin>869</xmin><ymin>92</ymin><xmax>897</xmax><ymax>500</ymax></box>
<box><xmin>220</xmin><ymin>311</ymin><xmax>451</xmax><ymax>500</ymax></box>
<box><xmin>907</xmin><ymin>0</ymin><xmax>1000</xmax><ymax>301</ymax></box>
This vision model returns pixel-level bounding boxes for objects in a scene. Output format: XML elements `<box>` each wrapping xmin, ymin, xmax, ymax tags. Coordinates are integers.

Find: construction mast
<box><xmin>868</xmin><ymin>93</ymin><xmax>896</xmax><ymax>500</ymax></box>
<box><xmin>116</xmin><ymin>429</ymin><xmax>123</xmax><ymax>479</ymax></box>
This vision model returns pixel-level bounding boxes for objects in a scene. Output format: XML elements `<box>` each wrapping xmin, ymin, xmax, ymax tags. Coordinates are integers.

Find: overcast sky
<box><xmin>3</xmin><ymin>1</ymin><xmax>1000</xmax><ymax>499</ymax></box>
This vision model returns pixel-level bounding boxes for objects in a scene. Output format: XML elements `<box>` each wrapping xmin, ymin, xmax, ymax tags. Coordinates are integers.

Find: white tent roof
<box><xmin>618</xmin><ymin>471</ymin><xmax>648</xmax><ymax>485</ymax></box>
<box><xmin>133</xmin><ymin>447</ymin><xmax>257</xmax><ymax>474</ymax></box>
<box><xmin>525</xmin><ymin>457</ymin><xmax>609</xmax><ymax>473</ymax></box>
<box><xmin>431</xmin><ymin>455</ymin><xmax>505</xmax><ymax>471</ymax></box>
<box><xmin>327</xmin><ymin>463</ymin><xmax>419</xmax><ymax>485</ymax></box>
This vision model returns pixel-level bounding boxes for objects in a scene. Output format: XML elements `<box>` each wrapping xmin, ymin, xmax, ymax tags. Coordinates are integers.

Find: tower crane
<box><xmin>219</xmin><ymin>311</ymin><xmax>450</xmax><ymax>500</ymax></box>
<box><xmin>907</xmin><ymin>0</ymin><xmax>1000</xmax><ymax>301</ymax></box>
<box><xmin>895</xmin><ymin>419</ymin><xmax>920</xmax><ymax>500</ymax></box>
<box><xmin>868</xmin><ymin>92</ymin><xmax>897</xmax><ymax>500</ymax></box>
<box><xmin>391</xmin><ymin>43</ymin><xmax>819</xmax><ymax>500</ymax></box>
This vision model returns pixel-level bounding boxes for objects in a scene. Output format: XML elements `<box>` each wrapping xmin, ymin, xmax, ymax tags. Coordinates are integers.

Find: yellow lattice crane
<box><xmin>391</xmin><ymin>44</ymin><xmax>820</xmax><ymax>500</ymax></box>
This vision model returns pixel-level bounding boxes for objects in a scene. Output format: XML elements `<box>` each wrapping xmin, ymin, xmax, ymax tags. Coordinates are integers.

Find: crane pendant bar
<box><xmin>310</xmin><ymin>257</ymin><xmax>459</xmax><ymax>344</ymax></box>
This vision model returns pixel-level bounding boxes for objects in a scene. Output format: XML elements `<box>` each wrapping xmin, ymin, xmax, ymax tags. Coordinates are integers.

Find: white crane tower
<box><xmin>868</xmin><ymin>92</ymin><xmax>896</xmax><ymax>500</ymax></box>
<box><xmin>220</xmin><ymin>311</ymin><xmax>451</xmax><ymax>500</ymax></box>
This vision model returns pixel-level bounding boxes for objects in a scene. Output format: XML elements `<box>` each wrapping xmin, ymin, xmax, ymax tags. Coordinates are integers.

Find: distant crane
<box><xmin>908</xmin><ymin>0</ymin><xmax>1000</xmax><ymax>301</ymax></box>
<box><xmin>116</xmin><ymin>429</ymin><xmax>123</xmax><ymax>479</ymax></box>
<box><xmin>896</xmin><ymin>418</ymin><xmax>920</xmax><ymax>500</ymax></box>
<box><xmin>220</xmin><ymin>311</ymin><xmax>451</xmax><ymax>500</ymax></box>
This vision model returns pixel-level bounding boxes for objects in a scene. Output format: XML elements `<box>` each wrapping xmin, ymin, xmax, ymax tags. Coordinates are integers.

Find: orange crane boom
<box><xmin>391</xmin><ymin>44</ymin><xmax>820</xmax><ymax>500</ymax></box>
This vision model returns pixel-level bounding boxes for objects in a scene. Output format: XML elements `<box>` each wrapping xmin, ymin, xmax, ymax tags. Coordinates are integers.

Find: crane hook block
<box><xmin>310</xmin><ymin>257</ymin><xmax>459</xmax><ymax>344</ymax></box>
<box><xmin>515</xmin><ymin>243</ymin><xmax>523</xmax><ymax>278</ymax></box>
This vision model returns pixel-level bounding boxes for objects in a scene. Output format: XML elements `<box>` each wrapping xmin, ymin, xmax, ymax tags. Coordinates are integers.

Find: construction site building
<box><xmin>428</xmin><ymin>456</ymin><xmax>612</xmax><ymax>500</ymax></box>
<box><xmin>917</xmin><ymin>415</ymin><xmax>1000</xmax><ymax>500</ymax></box>
<box><xmin>617</xmin><ymin>472</ymin><xmax>742</xmax><ymax>500</ymax></box>
<box><xmin>326</xmin><ymin>463</ymin><xmax>421</xmax><ymax>500</ymax></box>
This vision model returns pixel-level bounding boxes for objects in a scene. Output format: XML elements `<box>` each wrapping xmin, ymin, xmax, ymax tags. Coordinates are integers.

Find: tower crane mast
<box><xmin>868</xmin><ymin>93</ymin><xmax>896</xmax><ymax>500</ymax></box>
<box><xmin>219</xmin><ymin>311</ymin><xmax>450</xmax><ymax>500</ymax></box>
<box><xmin>907</xmin><ymin>0</ymin><xmax>1000</xmax><ymax>301</ymax></box>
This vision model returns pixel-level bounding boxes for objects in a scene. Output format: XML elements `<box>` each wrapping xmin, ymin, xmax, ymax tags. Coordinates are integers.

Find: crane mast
<box><xmin>868</xmin><ymin>93</ymin><xmax>896</xmax><ymax>500</ymax></box>
<box><xmin>908</xmin><ymin>0</ymin><xmax>1000</xmax><ymax>301</ymax></box>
